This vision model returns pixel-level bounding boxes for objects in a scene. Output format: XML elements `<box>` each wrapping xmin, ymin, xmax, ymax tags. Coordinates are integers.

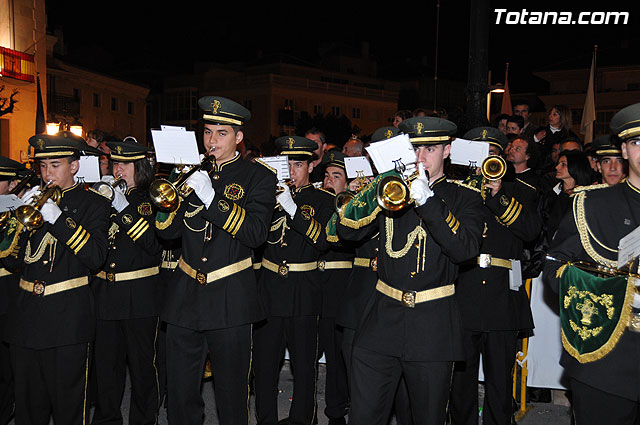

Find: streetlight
<box><xmin>46</xmin><ymin>122</ymin><xmax>60</xmax><ymax>135</ymax></box>
<box><xmin>486</xmin><ymin>84</ymin><xmax>505</xmax><ymax>122</ymax></box>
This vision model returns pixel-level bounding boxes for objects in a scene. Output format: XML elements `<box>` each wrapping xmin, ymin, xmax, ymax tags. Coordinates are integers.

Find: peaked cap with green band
<box><xmin>463</xmin><ymin>126</ymin><xmax>508</xmax><ymax>152</ymax></box>
<box><xmin>398</xmin><ymin>116</ymin><xmax>457</xmax><ymax>145</ymax></box>
<box><xmin>198</xmin><ymin>96</ymin><xmax>251</xmax><ymax>126</ymax></box>
<box><xmin>28</xmin><ymin>131</ymin><xmax>103</xmax><ymax>159</ymax></box>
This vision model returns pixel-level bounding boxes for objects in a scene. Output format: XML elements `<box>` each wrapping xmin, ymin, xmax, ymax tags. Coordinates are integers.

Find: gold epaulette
<box><xmin>254</xmin><ymin>159</ymin><xmax>278</xmax><ymax>175</ymax></box>
<box><xmin>573</xmin><ymin>183</ymin><xmax>610</xmax><ymax>193</ymax></box>
<box><xmin>450</xmin><ymin>179</ymin><xmax>481</xmax><ymax>193</ymax></box>
<box><xmin>316</xmin><ymin>187</ymin><xmax>336</xmax><ymax>197</ymax></box>
<box><xmin>515</xmin><ymin>178</ymin><xmax>537</xmax><ymax>191</ymax></box>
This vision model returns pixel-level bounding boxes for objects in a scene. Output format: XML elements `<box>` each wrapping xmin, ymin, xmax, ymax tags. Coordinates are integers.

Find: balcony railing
<box><xmin>48</xmin><ymin>94</ymin><xmax>80</xmax><ymax>116</ymax></box>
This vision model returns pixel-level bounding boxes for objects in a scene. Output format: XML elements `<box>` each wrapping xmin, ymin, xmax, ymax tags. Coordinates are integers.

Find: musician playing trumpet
<box><xmin>91</xmin><ymin>138</ymin><xmax>162</xmax><ymax>425</ymax></box>
<box><xmin>449</xmin><ymin>127</ymin><xmax>540</xmax><ymax>425</ymax></box>
<box><xmin>0</xmin><ymin>132</ymin><xmax>109</xmax><ymax>425</ymax></box>
<box><xmin>155</xmin><ymin>96</ymin><xmax>276</xmax><ymax>425</ymax></box>
<box><xmin>337</xmin><ymin>117</ymin><xmax>484</xmax><ymax>425</ymax></box>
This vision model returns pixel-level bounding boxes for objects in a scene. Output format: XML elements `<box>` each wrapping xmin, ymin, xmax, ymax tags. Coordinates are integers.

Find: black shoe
<box><xmin>328</xmin><ymin>418</ymin><xmax>347</xmax><ymax>425</ymax></box>
<box><xmin>278</xmin><ymin>418</ymin><xmax>290</xmax><ymax>425</ymax></box>
<box><xmin>527</xmin><ymin>387</ymin><xmax>552</xmax><ymax>403</ymax></box>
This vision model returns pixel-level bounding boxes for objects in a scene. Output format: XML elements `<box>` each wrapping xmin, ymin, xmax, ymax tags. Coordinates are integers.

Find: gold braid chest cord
<box><xmin>573</xmin><ymin>191</ymin><xmax>617</xmax><ymax>268</ymax></box>
<box><xmin>384</xmin><ymin>216</ymin><xmax>427</xmax><ymax>273</ymax></box>
<box><xmin>24</xmin><ymin>232</ymin><xmax>57</xmax><ymax>272</ymax></box>
<box><xmin>267</xmin><ymin>216</ymin><xmax>288</xmax><ymax>245</ymax></box>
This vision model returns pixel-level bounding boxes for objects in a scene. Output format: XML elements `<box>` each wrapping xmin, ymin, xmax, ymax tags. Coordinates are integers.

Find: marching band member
<box><xmin>155</xmin><ymin>96</ymin><xmax>276</xmax><ymax>425</ymax></box>
<box><xmin>0</xmin><ymin>132</ymin><xmax>109</xmax><ymax>425</ymax></box>
<box><xmin>91</xmin><ymin>139</ymin><xmax>162</xmax><ymax>425</ymax></box>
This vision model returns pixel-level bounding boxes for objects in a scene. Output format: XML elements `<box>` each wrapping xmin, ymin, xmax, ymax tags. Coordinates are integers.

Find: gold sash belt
<box><xmin>20</xmin><ymin>276</ymin><xmax>89</xmax><ymax>297</ymax></box>
<box><xmin>353</xmin><ymin>257</ymin><xmax>378</xmax><ymax>271</ymax></box>
<box><xmin>261</xmin><ymin>258</ymin><xmax>318</xmax><ymax>277</ymax></box>
<box><xmin>96</xmin><ymin>266</ymin><xmax>160</xmax><ymax>283</ymax></box>
<box><xmin>317</xmin><ymin>260</ymin><xmax>353</xmax><ymax>271</ymax></box>
<box><xmin>161</xmin><ymin>260</ymin><xmax>179</xmax><ymax>270</ymax></box>
<box><xmin>477</xmin><ymin>254</ymin><xmax>512</xmax><ymax>269</ymax></box>
<box><xmin>376</xmin><ymin>279</ymin><xmax>455</xmax><ymax>308</ymax></box>
<box><xmin>178</xmin><ymin>257</ymin><xmax>252</xmax><ymax>285</ymax></box>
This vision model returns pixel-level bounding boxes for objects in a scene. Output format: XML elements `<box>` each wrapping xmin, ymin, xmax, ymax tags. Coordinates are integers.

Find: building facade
<box><xmin>0</xmin><ymin>0</ymin><xmax>46</xmax><ymax>161</ymax></box>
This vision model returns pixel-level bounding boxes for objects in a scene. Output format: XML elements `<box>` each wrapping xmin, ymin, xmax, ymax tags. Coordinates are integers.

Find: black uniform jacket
<box><xmin>544</xmin><ymin>180</ymin><xmax>640</xmax><ymax>401</ymax></box>
<box><xmin>93</xmin><ymin>187</ymin><xmax>162</xmax><ymax>320</ymax></box>
<box><xmin>1</xmin><ymin>183</ymin><xmax>110</xmax><ymax>349</ymax></box>
<box><xmin>338</xmin><ymin>176</ymin><xmax>484</xmax><ymax>361</ymax></box>
<box><xmin>258</xmin><ymin>184</ymin><xmax>334</xmax><ymax>317</ymax></box>
<box><xmin>157</xmin><ymin>155</ymin><xmax>277</xmax><ymax>331</ymax></box>
<box><xmin>334</xmin><ymin>232</ymin><xmax>379</xmax><ymax>331</ymax></box>
<box><xmin>457</xmin><ymin>179</ymin><xmax>540</xmax><ymax>332</ymax></box>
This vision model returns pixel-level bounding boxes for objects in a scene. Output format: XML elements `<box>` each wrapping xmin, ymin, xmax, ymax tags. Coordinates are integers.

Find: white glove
<box><xmin>100</xmin><ymin>175</ymin><xmax>115</xmax><ymax>185</ymax></box>
<box><xmin>410</xmin><ymin>163</ymin><xmax>434</xmax><ymax>207</ymax></box>
<box><xmin>185</xmin><ymin>170</ymin><xmax>215</xmax><ymax>208</ymax></box>
<box><xmin>41</xmin><ymin>198</ymin><xmax>62</xmax><ymax>224</ymax></box>
<box><xmin>276</xmin><ymin>182</ymin><xmax>297</xmax><ymax>219</ymax></box>
<box><xmin>112</xmin><ymin>187</ymin><xmax>130</xmax><ymax>213</ymax></box>
<box><xmin>20</xmin><ymin>185</ymin><xmax>41</xmax><ymax>205</ymax></box>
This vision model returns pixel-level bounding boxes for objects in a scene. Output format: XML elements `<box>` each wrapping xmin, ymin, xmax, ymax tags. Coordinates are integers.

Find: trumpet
<box><xmin>0</xmin><ymin>169</ymin><xmax>36</xmax><ymax>229</ymax></box>
<box><xmin>375</xmin><ymin>163</ymin><xmax>423</xmax><ymax>212</ymax></box>
<box><xmin>545</xmin><ymin>255</ymin><xmax>640</xmax><ymax>280</ymax></box>
<box><xmin>91</xmin><ymin>176</ymin><xmax>127</xmax><ymax>201</ymax></box>
<box><xmin>479</xmin><ymin>155</ymin><xmax>507</xmax><ymax>200</ymax></box>
<box><xmin>15</xmin><ymin>181</ymin><xmax>62</xmax><ymax>231</ymax></box>
<box><xmin>149</xmin><ymin>148</ymin><xmax>217</xmax><ymax>212</ymax></box>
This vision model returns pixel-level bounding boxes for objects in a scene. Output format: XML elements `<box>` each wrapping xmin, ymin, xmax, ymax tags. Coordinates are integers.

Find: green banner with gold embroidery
<box><xmin>338</xmin><ymin>170</ymin><xmax>399</xmax><ymax>229</ymax></box>
<box><xmin>0</xmin><ymin>216</ymin><xmax>23</xmax><ymax>257</ymax></box>
<box><xmin>559</xmin><ymin>265</ymin><xmax>635</xmax><ymax>363</ymax></box>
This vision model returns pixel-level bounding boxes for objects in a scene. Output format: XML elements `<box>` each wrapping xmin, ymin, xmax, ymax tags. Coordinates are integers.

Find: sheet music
<box><xmin>256</xmin><ymin>156</ymin><xmax>290</xmax><ymax>181</ymax></box>
<box><xmin>151</xmin><ymin>129</ymin><xmax>201</xmax><ymax>165</ymax></box>
<box><xmin>0</xmin><ymin>194</ymin><xmax>24</xmax><ymax>212</ymax></box>
<box><xmin>76</xmin><ymin>156</ymin><xmax>101</xmax><ymax>182</ymax></box>
<box><xmin>345</xmin><ymin>156</ymin><xmax>374</xmax><ymax>179</ymax></box>
<box><xmin>365</xmin><ymin>134</ymin><xmax>416</xmax><ymax>174</ymax></box>
<box><xmin>449</xmin><ymin>139</ymin><xmax>490</xmax><ymax>167</ymax></box>
<box><xmin>618</xmin><ymin>225</ymin><xmax>640</xmax><ymax>268</ymax></box>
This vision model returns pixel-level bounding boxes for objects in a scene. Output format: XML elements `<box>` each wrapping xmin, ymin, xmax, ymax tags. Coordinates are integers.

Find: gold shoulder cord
<box><xmin>267</xmin><ymin>216</ymin><xmax>288</xmax><ymax>245</ymax></box>
<box><xmin>573</xmin><ymin>191</ymin><xmax>617</xmax><ymax>268</ymax></box>
<box><xmin>24</xmin><ymin>232</ymin><xmax>57</xmax><ymax>264</ymax></box>
<box><xmin>385</xmin><ymin>216</ymin><xmax>427</xmax><ymax>273</ymax></box>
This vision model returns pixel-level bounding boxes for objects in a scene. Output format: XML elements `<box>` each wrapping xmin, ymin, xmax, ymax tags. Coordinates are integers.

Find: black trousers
<box><xmin>318</xmin><ymin>318</ymin><xmax>349</xmax><ymax>420</ymax></box>
<box><xmin>571</xmin><ymin>378</ymin><xmax>640</xmax><ymax>425</ymax></box>
<box><xmin>91</xmin><ymin>317</ymin><xmax>160</xmax><ymax>425</ymax></box>
<box><xmin>165</xmin><ymin>322</ymin><xmax>252</xmax><ymax>425</ymax></box>
<box><xmin>253</xmin><ymin>315</ymin><xmax>319</xmax><ymax>425</ymax></box>
<box><xmin>349</xmin><ymin>345</ymin><xmax>452</xmax><ymax>425</ymax></box>
<box><xmin>11</xmin><ymin>342</ymin><xmax>90</xmax><ymax>425</ymax></box>
<box><xmin>0</xmin><ymin>314</ymin><xmax>13</xmax><ymax>425</ymax></box>
<box><xmin>342</xmin><ymin>328</ymin><xmax>414</xmax><ymax>425</ymax></box>
<box><xmin>449</xmin><ymin>329</ymin><xmax>517</xmax><ymax>425</ymax></box>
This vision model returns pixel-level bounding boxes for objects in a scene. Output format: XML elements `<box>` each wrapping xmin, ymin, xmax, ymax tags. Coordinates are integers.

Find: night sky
<box><xmin>45</xmin><ymin>1</ymin><xmax>640</xmax><ymax>97</ymax></box>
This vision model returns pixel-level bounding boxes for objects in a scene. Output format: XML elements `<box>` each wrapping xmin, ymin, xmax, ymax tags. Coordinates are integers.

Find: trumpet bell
<box><xmin>376</xmin><ymin>175</ymin><xmax>411</xmax><ymax>211</ymax></box>
<box><xmin>15</xmin><ymin>185</ymin><xmax>62</xmax><ymax>230</ymax></box>
<box><xmin>481</xmin><ymin>155</ymin><xmax>507</xmax><ymax>181</ymax></box>
<box><xmin>334</xmin><ymin>191</ymin><xmax>355</xmax><ymax>214</ymax></box>
<box><xmin>149</xmin><ymin>179</ymin><xmax>180</xmax><ymax>212</ymax></box>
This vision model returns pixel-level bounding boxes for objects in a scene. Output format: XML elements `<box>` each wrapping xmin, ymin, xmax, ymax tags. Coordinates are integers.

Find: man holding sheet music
<box><xmin>543</xmin><ymin>102</ymin><xmax>640</xmax><ymax>425</ymax></box>
<box><xmin>155</xmin><ymin>96</ymin><xmax>277</xmax><ymax>425</ymax></box>
<box><xmin>337</xmin><ymin>117</ymin><xmax>483</xmax><ymax>425</ymax></box>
